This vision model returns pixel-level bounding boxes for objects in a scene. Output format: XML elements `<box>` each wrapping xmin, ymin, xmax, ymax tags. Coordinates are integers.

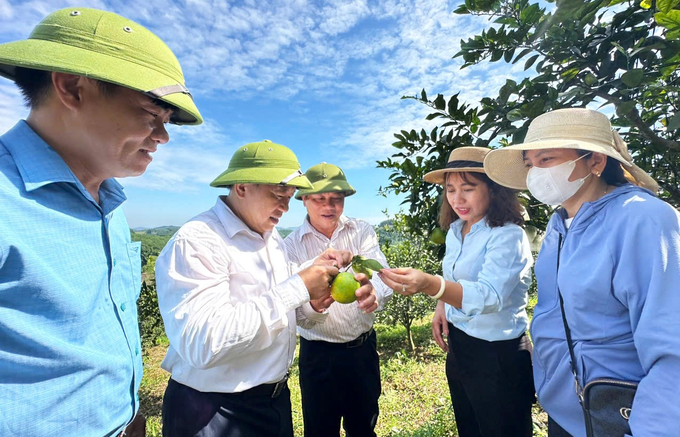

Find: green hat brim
<box><xmin>210</xmin><ymin>167</ymin><xmax>312</xmax><ymax>189</ymax></box>
<box><xmin>0</xmin><ymin>39</ymin><xmax>202</xmax><ymax>125</ymax></box>
<box><xmin>295</xmin><ymin>179</ymin><xmax>356</xmax><ymax>200</ymax></box>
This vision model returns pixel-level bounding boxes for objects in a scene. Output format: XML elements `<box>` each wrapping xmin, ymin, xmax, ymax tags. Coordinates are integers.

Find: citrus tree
<box><xmin>377</xmin><ymin>214</ymin><xmax>442</xmax><ymax>353</ymax></box>
<box><xmin>379</xmin><ymin>0</ymin><xmax>680</xmax><ymax>235</ymax></box>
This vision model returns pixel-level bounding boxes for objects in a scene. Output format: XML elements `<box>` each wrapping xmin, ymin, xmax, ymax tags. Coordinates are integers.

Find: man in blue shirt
<box><xmin>0</xmin><ymin>7</ymin><xmax>201</xmax><ymax>437</ymax></box>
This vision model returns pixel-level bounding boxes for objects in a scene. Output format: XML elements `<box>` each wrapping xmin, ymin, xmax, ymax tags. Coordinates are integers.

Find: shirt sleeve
<box><xmin>357</xmin><ymin>221</ymin><xmax>393</xmax><ymax>310</ymax></box>
<box><xmin>295</xmin><ymin>302</ymin><xmax>329</xmax><ymax>329</ymax></box>
<box><xmin>456</xmin><ymin>225</ymin><xmax>532</xmax><ymax>316</ymax></box>
<box><xmin>617</xmin><ymin>205</ymin><xmax>680</xmax><ymax>436</ymax></box>
<box><xmin>155</xmin><ymin>235</ymin><xmax>310</xmax><ymax>370</ymax></box>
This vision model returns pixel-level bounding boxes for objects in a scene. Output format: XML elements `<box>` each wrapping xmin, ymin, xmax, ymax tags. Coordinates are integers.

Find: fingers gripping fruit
<box><xmin>330</xmin><ymin>272</ymin><xmax>361</xmax><ymax>304</ymax></box>
<box><xmin>351</xmin><ymin>255</ymin><xmax>384</xmax><ymax>279</ymax></box>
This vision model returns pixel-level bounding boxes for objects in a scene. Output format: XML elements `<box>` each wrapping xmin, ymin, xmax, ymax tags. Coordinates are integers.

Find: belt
<box><xmin>303</xmin><ymin>328</ymin><xmax>374</xmax><ymax>349</ymax></box>
<box><xmin>239</xmin><ymin>373</ymin><xmax>289</xmax><ymax>398</ymax></box>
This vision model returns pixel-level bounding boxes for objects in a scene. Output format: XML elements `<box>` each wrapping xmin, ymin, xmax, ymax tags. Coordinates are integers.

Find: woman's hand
<box><xmin>378</xmin><ymin>267</ymin><xmax>432</xmax><ymax>296</ymax></box>
<box><xmin>432</xmin><ymin>300</ymin><xmax>449</xmax><ymax>352</ymax></box>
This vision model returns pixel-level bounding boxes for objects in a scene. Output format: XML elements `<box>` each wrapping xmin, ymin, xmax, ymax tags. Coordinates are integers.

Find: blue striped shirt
<box><xmin>0</xmin><ymin>121</ymin><xmax>142</xmax><ymax>436</ymax></box>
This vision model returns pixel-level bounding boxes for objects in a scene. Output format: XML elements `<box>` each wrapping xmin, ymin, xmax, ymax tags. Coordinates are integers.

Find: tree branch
<box><xmin>593</xmin><ymin>91</ymin><xmax>680</xmax><ymax>152</ymax></box>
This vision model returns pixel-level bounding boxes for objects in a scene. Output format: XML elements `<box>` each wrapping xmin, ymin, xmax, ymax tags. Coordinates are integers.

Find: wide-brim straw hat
<box><xmin>484</xmin><ymin>108</ymin><xmax>658</xmax><ymax>192</ymax></box>
<box><xmin>295</xmin><ymin>162</ymin><xmax>356</xmax><ymax>200</ymax></box>
<box><xmin>211</xmin><ymin>140</ymin><xmax>312</xmax><ymax>189</ymax></box>
<box><xmin>423</xmin><ymin>146</ymin><xmax>490</xmax><ymax>185</ymax></box>
<box><xmin>0</xmin><ymin>7</ymin><xmax>202</xmax><ymax>125</ymax></box>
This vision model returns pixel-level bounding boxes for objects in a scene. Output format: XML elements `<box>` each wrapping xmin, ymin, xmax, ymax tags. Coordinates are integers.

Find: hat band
<box><xmin>445</xmin><ymin>160</ymin><xmax>483</xmax><ymax>169</ymax></box>
<box><xmin>146</xmin><ymin>84</ymin><xmax>192</xmax><ymax>99</ymax></box>
<box><xmin>280</xmin><ymin>169</ymin><xmax>303</xmax><ymax>185</ymax></box>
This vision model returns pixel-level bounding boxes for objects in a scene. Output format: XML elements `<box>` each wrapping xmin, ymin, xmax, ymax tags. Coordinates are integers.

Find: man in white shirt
<box><xmin>283</xmin><ymin>162</ymin><xmax>392</xmax><ymax>437</ymax></box>
<box><xmin>155</xmin><ymin>142</ymin><xmax>378</xmax><ymax>437</ymax></box>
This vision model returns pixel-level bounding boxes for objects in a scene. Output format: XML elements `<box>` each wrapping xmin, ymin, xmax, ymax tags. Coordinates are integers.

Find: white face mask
<box><xmin>526</xmin><ymin>153</ymin><xmax>592</xmax><ymax>205</ymax></box>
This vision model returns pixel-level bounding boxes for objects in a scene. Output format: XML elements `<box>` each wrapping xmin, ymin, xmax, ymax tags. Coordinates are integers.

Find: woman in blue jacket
<box><xmin>484</xmin><ymin>108</ymin><xmax>680</xmax><ymax>437</ymax></box>
<box><xmin>380</xmin><ymin>146</ymin><xmax>536</xmax><ymax>437</ymax></box>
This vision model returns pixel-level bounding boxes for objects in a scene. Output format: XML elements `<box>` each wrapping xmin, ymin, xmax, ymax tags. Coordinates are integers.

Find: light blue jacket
<box><xmin>444</xmin><ymin>218</ymin><xmax>533</xmax><ymax>341</ymax></box>
<box><xmin>531</xmin><ymin>184</ymin><xmax>680</xmax><ymax>437</ymax></box>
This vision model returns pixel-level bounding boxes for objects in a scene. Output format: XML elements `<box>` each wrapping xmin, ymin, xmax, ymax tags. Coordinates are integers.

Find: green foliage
<box><xmin>380</xmin><ymin>0</ymin><xmax>680</xmax><ymax>237</ymax></box>
<box><xmin>131</xmin><ymin>231</ymin><xmax>174</xmax><ymax>267</ymax></box>
<box><xmin>131</xmin><ymin>228</ymin><xmax>174</xmax><ymax>348</ymax></box>
<box><xmin>376</xmin><ymin>214</ymin><xmax>442</xmax><ymax>353</ymax></box>
<box><xmin>138</xmin><ymin>256</ymin><xmax>166</xmax><ymax>348</ymax></box>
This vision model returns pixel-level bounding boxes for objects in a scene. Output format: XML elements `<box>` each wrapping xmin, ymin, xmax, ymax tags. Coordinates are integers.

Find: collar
<box><xmin>1</xmin><ymin>120</ymin><xmax>126</xmax><ymax>211</ymax></box>
<box><xmin>296</xmin><ymin>214</ymin><xmax>353</xmax><ymax>243</ymax></box>
<box><xmin>214</xmin><ymin>196</ymin><xmax>269</xmax><ymax>241</ymax></box>
<box><xmin>451</xmin><ymin>217</ymin><xmax>489</xmax><ymax>234</ymax></box>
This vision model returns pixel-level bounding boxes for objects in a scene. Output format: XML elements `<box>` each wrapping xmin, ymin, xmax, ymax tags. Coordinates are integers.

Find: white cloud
<box><xmin>0</xmin><ymin>84</ymin><xmax>27</xmax><ymax>134</ymax></box>
<box><xmin>1</xmin><ymin>0</ymin><xmax>522</xmax><ymax>196</ymax></box>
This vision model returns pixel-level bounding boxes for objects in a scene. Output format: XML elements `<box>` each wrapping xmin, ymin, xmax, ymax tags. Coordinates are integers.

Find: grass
<box><xmin>139</xmin><ymin>316</ymin><xmax>547</xmax><ymax>436</ymax></box>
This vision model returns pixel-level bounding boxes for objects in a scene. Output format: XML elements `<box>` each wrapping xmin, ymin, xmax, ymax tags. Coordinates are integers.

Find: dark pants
<box><xmin>548</xmin><ymin>417</ymin><xmax>573</xmax><ymax>437</ymax></box>
<box><xmin>299</xmin><ymin>329</ymin><xmax>381</xmax><ymax>437</ymax></box>
<box><xmin>445</xmin><ymin>324</ymin><xmax>535</xmax><ymax>437</ymax></box>
<box><xmin>162</xmin><ymin>377</ymin><xmax>293</xmax><ymax>437</ymax></box>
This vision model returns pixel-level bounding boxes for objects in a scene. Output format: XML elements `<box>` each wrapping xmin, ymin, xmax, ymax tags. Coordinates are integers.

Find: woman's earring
<box><xmin>595</xmin><ymin>170</ymin><xmax>602</xmax><ymax>177</ymax></box>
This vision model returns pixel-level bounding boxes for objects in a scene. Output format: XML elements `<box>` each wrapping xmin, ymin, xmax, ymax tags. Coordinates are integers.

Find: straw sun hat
<box><xmin>211</xmin><ymin>140</ymin><xmax>312</xmax><ymax>189</ymax></box>
<box><xmin>0</xmin><ymin>7</ymin><xmax>202</xmax><ymax>125</ymax></box>
<box><xmin>295</xmin><ymin>162</ymin><xmax>356</xmax><ymax>200</ymax></box>
<box><xmin>483</xmin><ymin>108</ymin><xmax>658</xmax><ymax>192</ymax></box>
<box><xmin>423</xmin><ymin>146</ymin><xmax>491</xmax><ymax>185</ymax></box>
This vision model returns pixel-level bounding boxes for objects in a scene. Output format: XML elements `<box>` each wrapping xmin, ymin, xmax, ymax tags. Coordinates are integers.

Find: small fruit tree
<box><xmin>376</xmin><ymin>214</ymin><xmax>442</xmax><ymax>353</ymax></box>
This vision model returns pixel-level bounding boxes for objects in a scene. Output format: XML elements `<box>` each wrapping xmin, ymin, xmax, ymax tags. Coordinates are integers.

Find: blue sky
<box><xmin>0</xmin><ymin>0</ymin><xmax>522</xmax><ymax>229</ymax></box>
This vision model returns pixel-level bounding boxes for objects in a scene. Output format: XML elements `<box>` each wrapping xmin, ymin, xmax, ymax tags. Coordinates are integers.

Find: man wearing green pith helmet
<box><xmin>0</xmin><ymin>7</ymin><xmax>201</xmax><ymax>437</ymax></box>
<box><xmin>155</xmin><ymin>143</ymin><xmax>379</xmax><ymax>436</ymax></box>
<box><xmin>283</xmin><ymin>162</ymin><xmax>391</xmax><ymax>437</ymax></box>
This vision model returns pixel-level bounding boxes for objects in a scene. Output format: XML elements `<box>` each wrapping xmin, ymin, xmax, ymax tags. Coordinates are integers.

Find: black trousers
<box><xmin>299</xmin><ymin>329</ymin><xmax>381</xmax><ymax>437</ymax></box>
<box><xmin>445</xmin><ymin>324</ymin><xmax>535</xmax><ymax>437</ymax></box>
<box><xmin>162</xmin><ymin>377</ymin><xmax>293</xmax><ymax>437</ymax></box>
<box><xmin>548</xmin><ymin>416</ymin><xmax>573</xmax><ymax>437</ymax></box>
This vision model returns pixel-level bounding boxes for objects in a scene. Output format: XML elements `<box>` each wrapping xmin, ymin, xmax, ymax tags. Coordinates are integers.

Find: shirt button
<box><xmin>113</xmin><ymin>259</ymin><xmax>117</xmax><ymax>266</ymax></box>
<box><xmin>135</xmin><ymin>347</ymin><xmax>139</xmax><ymax>356</ymax></box>
<box><xmin>121</xmin><ymin>303</ymin><xmax>127</xmax><ymax>311</ymax></box>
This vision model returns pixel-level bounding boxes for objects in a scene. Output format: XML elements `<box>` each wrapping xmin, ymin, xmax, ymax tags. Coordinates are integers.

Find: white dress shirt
<box><xmin>155</xmin><ymin>197</ymin><xmax>313</xmax><ymax>393</ymax></box>
<box><xmin>283</xmin><ymin>215</ymin><xmax>392</xmax><ymax>343</ymax></box>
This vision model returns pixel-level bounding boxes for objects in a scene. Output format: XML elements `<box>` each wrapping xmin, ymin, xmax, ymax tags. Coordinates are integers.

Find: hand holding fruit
<box><xmin>299</xmin><ymin>264</ymin><xmax>339</xmax><ymax>301</ymax></box>
<box><xmin>328</xmin><ymin>271</ymin><xmax>379</xmax><ymax>313</ymax></box>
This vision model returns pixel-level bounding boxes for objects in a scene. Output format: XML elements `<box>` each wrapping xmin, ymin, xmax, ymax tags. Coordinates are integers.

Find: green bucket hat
<box><xmin>295</xmin><ymin>162</ymin><xmax>356</xmax><ymax>200</ymax></box>
<box><xmin>211</xmin><ymin>140</ymin><xmax>312</xmax><ymax>189</ymax></box>
<box><xmin>0</xmin><ymin>7</ymin><xmax>202</xmax><ymax>125</ymax></box>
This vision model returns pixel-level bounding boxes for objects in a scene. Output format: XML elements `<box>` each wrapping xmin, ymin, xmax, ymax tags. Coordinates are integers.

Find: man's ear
<box><xmin>232</xmin><ymin>183</ymin><xmax>247</xmax><ymax>199</ymax></box>
<box><xmin>50</xmin><ymin>72</ymin><xmax>87</xmax><ymax>111</ymax></box>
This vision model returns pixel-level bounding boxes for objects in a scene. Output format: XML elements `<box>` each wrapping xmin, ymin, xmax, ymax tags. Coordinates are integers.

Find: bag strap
<box><xmin>556</xmin><ymin>233</ymin><xmax>585</xmax><ymax>403</ymax></box>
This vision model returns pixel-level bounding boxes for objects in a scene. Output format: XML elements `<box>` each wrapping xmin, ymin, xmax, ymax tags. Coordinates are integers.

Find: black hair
<box><xmin>438</xmin><ymin>171</ymin><xmax>524</xmax><ymax>229</ymax></box>
<box><xmin>576</xmin><ymin>150</ymin><xmax>629</xmax><ymax>186</ymax></box>
<box><xmin>13</xmin><ymin>67</ymin><xmax>120</xmax><ymax>108</ymax></box>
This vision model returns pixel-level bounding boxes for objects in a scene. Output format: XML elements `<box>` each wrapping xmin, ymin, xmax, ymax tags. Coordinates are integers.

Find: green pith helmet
<box><xmin>295</xmin><ymin>162</ymin><xmax>356</xmax><ymax>200</ymax></box>
<box><xmin>210</xmin><ymin>140</ymin><xmax>312</xmax><ymax>189</ymax></box>
<box><xmin>0</xmin><ymin>7</ymin><xmax>202</xmax><ymax>125</ymax></box>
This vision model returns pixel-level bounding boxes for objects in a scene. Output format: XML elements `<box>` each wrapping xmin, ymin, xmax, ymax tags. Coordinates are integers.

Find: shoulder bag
<box><xmin>556</xmin><ymin>234</ymin><xmax>638</xmax><ymax>437</ymax></box>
